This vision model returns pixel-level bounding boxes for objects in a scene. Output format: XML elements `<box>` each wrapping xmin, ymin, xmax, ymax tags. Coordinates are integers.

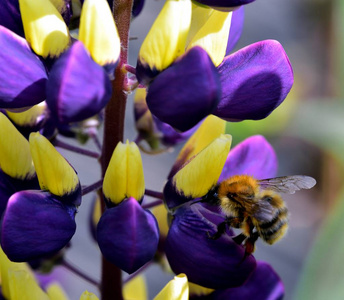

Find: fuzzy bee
<box><xmin>200</xmin><ymin>175</ymin><xmax>316</xmax><ymax>255</ymax></box>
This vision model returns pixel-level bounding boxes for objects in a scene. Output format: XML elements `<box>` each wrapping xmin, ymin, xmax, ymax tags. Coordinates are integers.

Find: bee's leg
<box><xmin>207</xmin><ymin>221</ymin><xmax>227</xmax><ymax>240</ymax></box>
<box><xmin>207</xmin><ymin>217</ymin><xmax>242</xmax><ymax>240</ymax></box>
<box><xmin>232</xmin><ymin>233</ymin><xmax>247</xmax><ymax>245</ymax></box>
<box><xmin>244</xmin><ymin>231</ymin><xmax>259</xmax><ymax>255</ymax></box>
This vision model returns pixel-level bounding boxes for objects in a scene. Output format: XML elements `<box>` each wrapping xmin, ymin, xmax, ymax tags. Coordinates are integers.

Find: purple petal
<box><xmin>0</xmin><ymin>0</ymin><xmax>24</xmax><ymax>37</ymax></box>
<box><xmin>97</xmin><ymin>197</ymin><xmax>159</xmax><ymax>274</ymax></box>
<box><xmin>165</xmin><ymin>204</ymin><xmax>256</xmax><ymax>289</ymax></box>
<box><xmin>146</xmin><ymin>46</ymin><xmax>221</xmax><ymax>132</ymax></box>
<box><xmin>153</xmin><ymin>116</ymin><xmax>197</xmax><ymax>147</ymax></box>
<box><xmin>1</xmin><ymin>190</ymin><xmax>76</xmax><ymax>262</ymax></box>
<box><xmin>46</xmin><ymin>41</ymin><xmax>112</xmax><ymax>124</ymax></box>
<box><xmin>214</xmin><ymin>40</ymin><xmax>294</xmax><ymax>121</ymax></box>
<box><xmin>226</xmin><ymin>6</ymin><xmax>244</xmax><ymax>54</ymax></box>
<box><xmin>219</xmin><ymin>135</ymin><xmax>277</xmax><ymax>181</ymax></box>
<box><xmin>0</xmin><ymin>170</ymin><xmax>40</xmax><ymax>217</ymax></box>
<box><xmin>193</xmin><ymin>0</ymin><xmax>254</xmax><ymax>8</ymax></box>
<box><xmin>0</xmin><ymin>26</ymin><xmax>48</xmax><ymax>109</ymax></box>
<box><xmin>163</xmin><ymin>179</ymin><xmax>193</xmax><ymax>210</ymax></box>
<box><xmin>208</xmin><ymin>261</ymin><xmax>284</xmax><ymax>300</ymax></box>
<box><xmin>132</xmin><ymin>0</ymin><xmax>145</xmax><ymax>17</ymax></box>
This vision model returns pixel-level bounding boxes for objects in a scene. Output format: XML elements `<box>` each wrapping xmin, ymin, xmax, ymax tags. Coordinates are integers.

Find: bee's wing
<box><xmin>257</xmin><ymin>175</ymin><xmax>316</xmax><ymax>194</ymax></box>
<box><xmin>252</xmin><ymin>201</ymin><xmax>276</xmax><ymax>222</ymax></box>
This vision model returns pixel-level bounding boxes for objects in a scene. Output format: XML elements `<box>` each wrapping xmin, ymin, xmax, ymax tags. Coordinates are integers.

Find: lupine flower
<box><xmin>132</xmin><ymin>0</ymin><xmax>145</xmax><ymax>17</ymax></box>
<box><xmin>0</xmin><ymin>0</ymin><xmax>119</xmax><ymax>127</ymax></box>
<box><xmin>134</xmin><ymin>88</ymin><xmax>197</xmax><ymax>153</ymax></box>
<box><xmin>0</xmin><ymin>245</ymin><xmax>68</xmax><ymax>300</ymax></box>
<box><xmin>1</xmin><ymin>132</ymin><xmax>81</xmax><ymax>262</ymax></box>
<box><xmin>163</xmin><ymin>115</ymin><xmax>278</xmax><ymax>288</ymax></box>
<box><xmin>136</xmin><ymin>2</ymin><xmax>293</xmax><ymax>131</ymax></box>
<box><xmin>97</xmin><ymin>141</ymin><xmax>159</xmax><ymax>273</ymax></box>
<box><xmin>195</xmin><ymin>261</ymin><xmax>284</xmax><ymax>300</ymax></box>
<box><xmin>0</xmin><ymin>113</ymin><xmax>39</xmax><ymax>215</ymax></box>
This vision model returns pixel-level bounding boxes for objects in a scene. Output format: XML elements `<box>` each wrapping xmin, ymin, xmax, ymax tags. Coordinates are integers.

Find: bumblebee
<box><xmin>201</xmin><ymin>175</ymin><xmax>316</xmax><ymax>255</ymax></box>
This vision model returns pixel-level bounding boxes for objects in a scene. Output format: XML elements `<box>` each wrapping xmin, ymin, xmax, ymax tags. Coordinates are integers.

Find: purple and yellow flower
<box><xmin>134</xmin><ymin>88</ymin><xmax>197</xmax><ymax>153</ymax></box>
<box><xmin>97</xmin><ymin>141</ymin><xmax>159</xmax><ymax>274</ymax></box>
<box><xmin>0</xmin><ymin>113</ymin><xmax>40</xmax><ymax>215</ymax></box>
<box><xmin>162</xmin><ymin>115</ymin><xmax>278</xmax><ymax>289</ymax></box>
<box><xmin>0</xmin><ymin>0</ymin><xmax>119</xmax><ymax>128</ymax></box>
<box><xmin>136</xmin><ymin>2</ymin><xmax>293</xmax><ymax>132</ymax></box>
<box><xmin>1</xmin><ymin>132</ymin><xmax>81</xmax><ymax>262</ymax></box>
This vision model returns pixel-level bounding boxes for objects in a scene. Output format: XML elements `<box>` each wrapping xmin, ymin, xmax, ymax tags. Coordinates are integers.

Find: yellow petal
<box><xmin>151</xmin><ymin>204</ymin><xmax>170</xmax><ymax>238</ymax></box>
<box><xmin>154</xmin><ymin>274</ymin><xmax>189</xmax><ymax>300</ymax></box>
<box><xmin>103</xmin><ymin>141</ymin><xmax>145</xmax><ymax>204</ymax></box>
<box><xmin>46</xmin><ymin>283</ymin><xmax>69</xmax><ymax>300</ymax></box>
<box><xmin>175</xmin><ymin>115</ymin><xmax>226</xmax><ymax>166</ymax></box>
<box><xmin>29</xmin><ymin>132</ymin><xmax>79</xmax><ymax>196</ymax></box>
<box><xmin>92</xmin><ymin>195</ymin><xmax>102</xmax><ymax>226</ymax></box>
<box><xmin>186</xmin><ymin>5</ymin><xmax>232</xmax><ymax>67</ymax></box>
<box><xmin>79</xmin><ymin>0</ymin><xmax>120</xmax><ymax>67</ymax></box>
<box><xmin>79</xmin><ymin>291</ymin><xmax>99</xmax><ymax>300</ymax></box>
<box><xmin>8</xmin><ymin>269</ymin><xmax>49</xmax><ymax>300</ymax></box>
<box><xmin>173</xmin><ymin>134</ymin><xmax>231</xmax><ymax>198</ymax></box>
<box><xmin>188</xmin><ymin>282</ymin><xmax>214</xmax><ymax>297</ymax></box>
<box><xmin>0</xmin><ymin>246</ymin><xmax>29</xmax><ymax>299</ymax></box>
<box><xmin>49</xmin><ymin>0</ymin><xmax>69</xmax><ymax>15</ymax></box>
<box><xmin>123</xmin><ymin>275</ymin><xmax>148</xmax><ymax>300</ymax></box>
<box><xmin>6</xmin><ymin>102</ymin><xmax>46</xmax><ymax>127</ymax></box>
<box><xmin>0</xmin><ymin>113</ymin><xmax>35</xmax><ymax>179</ymax></box>
<box><xmin>138</xmin><ymin>0</ymin><xmax>192</xmax><ymax>72</ymax></box>
<box><xmin>19</xmin><ymin>0</ymin><xmax>70</xmax><ymax>58</ymax></box>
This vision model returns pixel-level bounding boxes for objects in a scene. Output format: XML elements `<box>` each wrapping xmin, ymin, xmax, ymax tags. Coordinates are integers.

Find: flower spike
<box><xmin>29</xmin><ymin>132</ymin><xmax>80</xmax><ymax>202</ymax></box>
<box><xmin>19</xmin><ymin>0</ymin><xmax>70</xmax><ymax>58</ymax></box>
<box><xmin>103</xmin><ymin>140</ymin><xmax>145</xmax><ymax>205</ymax></box>
<box><xmin>0</xmin><ymin>113</ymin><xmax>35</xmax><ymax>180</ymax></box>
<box><xmin>79</xmin><ymin>0</ymin><xmax>120</xmax><ymax>74</ymax></box>
<box><xmin>136</xmin><ymin>0</ymin><xmax>192</xmax><ymax>84</ymax></box>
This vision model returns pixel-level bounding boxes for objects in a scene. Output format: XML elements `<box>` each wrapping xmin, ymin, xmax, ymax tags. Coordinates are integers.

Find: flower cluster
<box><xmin>0</xmin><ymin>0</ymin><xmax>312</xmax><ymax>298</ymax></box>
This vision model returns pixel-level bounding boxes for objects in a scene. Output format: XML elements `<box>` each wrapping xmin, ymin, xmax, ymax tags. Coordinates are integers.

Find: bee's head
<box><xmin>217</xmin><ymin>176</ymin><xmax>259</xmax><ymax>213</ymax></box>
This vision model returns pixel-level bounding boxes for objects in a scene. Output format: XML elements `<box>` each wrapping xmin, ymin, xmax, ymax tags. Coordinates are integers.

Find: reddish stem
<box><xmin>100</xmin><ymin>0</ymin><xmax>133</xmax><ymax>299</ymax></box>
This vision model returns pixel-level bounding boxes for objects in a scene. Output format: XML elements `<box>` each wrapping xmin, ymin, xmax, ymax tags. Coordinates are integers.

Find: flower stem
<box><xmin>54</xmin><ymin>138</ymin><xmax>100</xmax><ymax>158</ymax></box>
<box><xmin>145</xmin><ymin>189</ymin><xmax>164</xmax><ymax>200</ymax></box>
<box><xmin>62</xmin><ymin>259</ymin><xmax>100</xmax><ymax>287</ymax></box>
<box><xmin>99</xmin><ymin>0</ymin><xmax>133</xmax><ymax>299</ymax></box>
<box><xmin>81</xmin><ymin>179</ymin><xmax>103</xmax><ymax>196</ymax></box>
<box><xmin>142</xmin><ymin>199</ymin><xmax>164</xmax><ymax>209</ymax></box>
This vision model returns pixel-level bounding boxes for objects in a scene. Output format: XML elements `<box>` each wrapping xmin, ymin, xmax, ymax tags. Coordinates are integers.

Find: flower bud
<box><xmin>136</xmin><ymin>0</ymin><xmax>192</xmax><ymax>84</ymax></box>
<box><xmin>79</xmin><ymin>0</ymin><xmax>120</xmax><ymax>75</ymax></box>
<box><xmin>19</xmin><ymin>0</ymin><xmax>70</xmax><ymax>58</ymax></box>
<box><xmin>29</xmin><ymin>132</ymin><xmax>80</xmax><ymax>203</ymax></box>
<box><xmin>0</xmin><ymin>113</ymin><xmax>35</xmax><ymax>179</ymax></box>
<box><xmin>187</xmin><ymin>4</ymin><xmax>232</xmax><ymax>67</ymax></box>
<box><xmin>103</xmin><ymin>141</ymin><xmax>145</xmax><ymax>205</ymax></box>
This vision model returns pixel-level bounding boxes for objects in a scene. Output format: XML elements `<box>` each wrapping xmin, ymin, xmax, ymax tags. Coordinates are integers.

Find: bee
<box><xmin>200</xmin><ymin>175</ymin><xmax>316</xmax><ymax>256</ymax></box>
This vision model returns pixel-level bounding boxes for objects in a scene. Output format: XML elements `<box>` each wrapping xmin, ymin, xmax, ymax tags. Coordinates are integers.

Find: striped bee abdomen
<box><xmin>256</xmin><ymin>207</ymin><xmax>289</xmax><ymax>245</ymax></box>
